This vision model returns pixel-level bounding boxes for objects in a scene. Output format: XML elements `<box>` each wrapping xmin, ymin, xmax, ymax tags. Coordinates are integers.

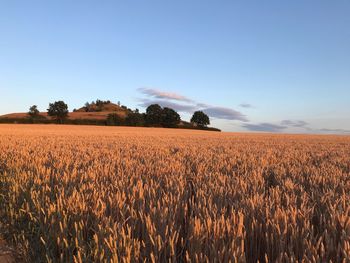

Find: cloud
<box><xmin>138</xmin><ymin>87</ymin><xmax>248</xmax><ymax>122</ymax></box>
<box><xmin>242</xmin><ymin>123</ymin><xmax>287</xmax><ymax>132</ymax></box>
<box><xmin>196</xmin><ymin>103</ymin><xmax>210</xmax><ymax>108</ymax></box>
<box><xmin>138</xmin><ymin>88</ymin><xmax>194</xmax><ymax>103</ymax></box>
<box><xmin>281</xmin><ymin>120</ymin><xmax>309</xmax><ymax>127</ymax></box>
<box><xmin>319</xmin><ymin>128</ymin><xmax>350</xmax><ymax>134</ymax></box>
<box><xmin>202</xmin><ymin>107</ymin><xmax>248</xmax><ymax>122</ymax></box>
<box><xmin>138</xmin><ymin>99</ymin><xmax>196</xmax><ymax>112</ymax></box>
<box><xmin>239</xmin><ymin>103</ymin><xmax>253</xmax><ymax>108</ymax></box>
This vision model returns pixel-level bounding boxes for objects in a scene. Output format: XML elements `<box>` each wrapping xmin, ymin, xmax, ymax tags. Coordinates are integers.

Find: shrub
<box><xmin>106</xmin><ymin>113</ymin><xmax>124</xmax><ymax>126</ymax></box>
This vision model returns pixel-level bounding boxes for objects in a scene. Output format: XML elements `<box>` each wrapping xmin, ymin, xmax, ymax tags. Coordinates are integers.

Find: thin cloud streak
<box><xmin>138</xmin><ymin>88</ymin><xmax>194</xmax><ymax>103</ymax></box>
<box><xmin>242</xmin><ymin>120</ymin><xmax>350</xmax><ymax>134</ymax></box>
<box><xmin>239</xmin><ymin>103</ymin><xmax>254</xmax><ymax>108</ymax></box>
<box><xmin>138</xmin><ymin>99</ymin><xmax>196</xmax><ymax>112</ymax></box>
<box><xmin>281</xmin><ymin>120</ymin><xmax>309</xmax><ymax>127</ymax></box>
<box><xmin>203</xmin><ymin>107</ymin><xmax>248</xmax><ymax>122</ymax></box>
<box><xmin>319</xmin><ymin>128</ymin><xmax>350</xmax><ymax>134</ymax></box>
<box><xmin>196</xmin><ymin>103</ymin><xmax>210</xmax><ymax>108</ymax></box>
<box><xmin>242</xmin><ymin>123</ymin><xmax>287</xmax><ymax>132</ymax></box>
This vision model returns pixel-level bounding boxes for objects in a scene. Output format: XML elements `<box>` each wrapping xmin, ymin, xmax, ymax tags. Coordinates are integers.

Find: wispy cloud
<box><xmin>242</xmin><ymin>119</ymin><xmax>310</xmax><ymax>133</ymax></box>
<box><xmin>239</xmin><ymin>103</ymin><xmax>254</xmax><ymax>108</ymax></box>
<box><xmin>319</xmin><ymin>128</ymin><xmax>350</xmax><ymax>134</ymax></box>
<box><xmin>138</xmin><ymin>88</ymin><xmax>248</xmax><ymax>122</ymax></box>
<box><xmin>138</xmin><ymin>99</ymin><xmax>196</xmax><ymax>112</ymax></box>
<box><xmin>242</xmin><ymin>123</ymin><xmax>287</xmax><ymax>132</ymax></box>
<box><xmin>242</xmin><ymin>119</ymin><xmax>350</xmax><ymax>134</ymax></box>
<box><xmin>196</xmin><ymin>103</ymin><xmax>210</xmax><ymax>108</ymax></box>
<box><xmin>203</xmin><ymin>107</ymin><xmax>248</xmax><ymax>122</ymax></box>
<box><xmin>138</xmin><ymin>88</ymin><xmax>194</xmax><ymax>103</ymax></box>
<box><xmin>281</xmin><ymin>120</ymin><xmax>309</xmax><ymax>127</ymax></box>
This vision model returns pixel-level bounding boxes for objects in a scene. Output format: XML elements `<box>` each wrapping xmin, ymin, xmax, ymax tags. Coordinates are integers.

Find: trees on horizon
<box><xmin>145</xmin><ymin>104</ymin><xmax>181</xmax><ymax>128</ymax></box>
<box><xmin>25</xmin><ymin>100</ymin><xmax>212</xmax><ymax>129</ymax></box>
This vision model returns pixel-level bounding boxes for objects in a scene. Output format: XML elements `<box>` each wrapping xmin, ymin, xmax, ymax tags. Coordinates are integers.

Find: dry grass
<box><xmin>0</xmin><ymin>124</ymin><xmax>350</xmax><ymax>262</ymax></box>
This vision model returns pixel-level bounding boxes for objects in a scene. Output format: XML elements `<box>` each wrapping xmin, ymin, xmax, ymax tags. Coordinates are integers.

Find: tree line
<box><xmin>27</xmin><ymin>101</ymin><xmax>211</xmax><ymax>128</ymax></box>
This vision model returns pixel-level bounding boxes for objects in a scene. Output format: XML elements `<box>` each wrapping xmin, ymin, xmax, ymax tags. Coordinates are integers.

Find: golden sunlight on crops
<box><xmin>0</xmin><ymin>124</ymin><xmax>350</xmax><ymax>262</ymax></box>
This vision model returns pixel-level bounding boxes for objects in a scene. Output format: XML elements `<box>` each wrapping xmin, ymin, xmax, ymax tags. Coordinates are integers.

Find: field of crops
<box><xmin>0</xmin><ymin>124</ymin><xmax>350</xmax><ymax>262</ymax></box>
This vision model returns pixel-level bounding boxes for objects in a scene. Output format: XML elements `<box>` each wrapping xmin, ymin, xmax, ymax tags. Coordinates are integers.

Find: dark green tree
<box><xmin>28</xmin><ymin>105</ymin><xmax>40</xmax><ymax>118</ymax></box>
<box><xmin>161</xmin><ymin>107</ymin><xmax>180</xmax><ymax>128</ymax></box>
<box><xmin>84</xmin><ymin>102</ymin><xmax>91</xmax><ymax>112</ymax></box>
<box><xmin>47</xmin><ymin>101</ymin><xmax>69</xmax><ymax>124</ymax></box>
<box><xmin>125</xmin><ymin>112</ymin><xmax>145</xmax><ymax>126</ymax></box>
<box><xmin>191</xmin><ymin>111</ymin><xmax>210</xmax><ymax>127</ymax></box>
<box><xmin>106</xmin><ymin>113</ymin><xmax>124</xmax><ymax>126</ymax></box>
<box><xmin>145</xmin><ymin>104</ymin><xmax>163</xmax><ymax>126</ymax></box>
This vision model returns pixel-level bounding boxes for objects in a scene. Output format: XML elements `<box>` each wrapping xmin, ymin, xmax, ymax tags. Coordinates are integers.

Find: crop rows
<box><xmin>0</xmin><ymin>125</ymin><xmax>350</xmax><ymax>262</ymax></box>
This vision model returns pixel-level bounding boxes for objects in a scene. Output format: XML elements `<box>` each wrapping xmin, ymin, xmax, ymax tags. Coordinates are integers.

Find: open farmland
<box><xmin>0</xmin><ymin>125</ymin><xmax>350</xmax><ymax>262</ymax></box>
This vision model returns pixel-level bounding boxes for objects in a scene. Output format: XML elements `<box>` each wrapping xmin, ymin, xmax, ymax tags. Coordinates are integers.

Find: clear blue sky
<box><xmin>1</xmin><ymin>0</ymin><xmax>349</xmax><ymax>133</ymax></box>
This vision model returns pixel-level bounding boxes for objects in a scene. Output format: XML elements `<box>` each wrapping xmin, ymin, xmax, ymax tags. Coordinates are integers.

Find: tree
<box><xmin>161</xmin><ymin>107</ymin><xmax>180</xmax><ymax>128</ymax></box>
<box><xmin>125</xmin><ymin>112</ymin><xmax>145</xmax><ymax>126</ymax></box>
<box><xmin>95</xmin><ymin>99</ymin><xmax>105</xmax><ymax>111</ymax></box>
<box><xmin>106</xmin><ymin>113</ymin><xmax>124</xmax><ymax>126</ymax></box>
<box><xmin>47</xmin><ymin>101</ymin><xmax>69</xmax><ymax>123</ymax></box>
<box><xmin>191</xmin><ymin>111</ymin><xmax>210</xmax><ymax>127</ymax></box>
<box><xmin>84</xmin><ymin>102</ymin><xmax>91</xmax><ymax>112</ymax></box>
<box><xmin>28</xmin><ymin>105</ymin><xmax>40</xmax><ymax>118</ymax></box>
<box><xmin>145</xmin><ymin>104</ymin><xmax>163</xmax><ymax>126</ymax></box>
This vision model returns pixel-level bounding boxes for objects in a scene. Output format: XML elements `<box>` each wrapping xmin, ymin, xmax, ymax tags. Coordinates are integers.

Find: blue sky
<box><xmin>0</xmin><ymin>0</ymin><xmax>349</xmax><ymax>133</ymax></box>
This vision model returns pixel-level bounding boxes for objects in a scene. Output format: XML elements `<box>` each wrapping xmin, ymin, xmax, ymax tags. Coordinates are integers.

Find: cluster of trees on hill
<box><xmin>107</xmin><ymin>104</ymin><xmax>210</xmax><ymax>128</ymax></box>
<box><xmin>26</xmin><ymin>100</ymin><xmax>212</xmax><ymax>129</ymax></box>
<box><xmin>80</xmin><ymin>99</ymin><xmax>134</xmax><ymax>112</ymax></box>
<box><xmin>82</xmin><ymin>100</ymin><xmax>111</xmax><ymax>112</ymax></box>
<box><xmin>105</xmin><ymin>104</ymin><xmax>182</xmax><ymax>128</ymax></box>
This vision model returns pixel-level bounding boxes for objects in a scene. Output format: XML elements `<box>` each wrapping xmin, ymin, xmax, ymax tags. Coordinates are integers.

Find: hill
<box><xmin>0</xmin><ymin>101</ymin><xmax>221</xmax><ymax>131</ymax></box>
<box><xmin>0</xmin><ymin>101</ymin><xmax>129</xmax><ymax>121</ymax></box>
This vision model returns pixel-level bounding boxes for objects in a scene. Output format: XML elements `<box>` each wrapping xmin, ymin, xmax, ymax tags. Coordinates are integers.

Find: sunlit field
<box><xmin>0</xmin><ymin>124</ymin><xmax>350</xmax><ymax>262</ymax></box>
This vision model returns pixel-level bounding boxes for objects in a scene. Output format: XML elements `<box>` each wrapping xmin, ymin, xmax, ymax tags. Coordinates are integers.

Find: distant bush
<box><xmin>66</xmin><ymin>119</ymin><xmax>106</xmax><ymax>126</ymax></box>
<box><xmin>106</xmin><ymin>113</ymin><xmax>124</xmax><ymax>126</ymax></box>
<box><xmin>0</xmin><ymin>118</ymin><xmax>51</xmax><ymax>124</ymax></box>
<box><xmin>125</xmin><ymin>112</ymin><xmax>145</xmax><ymax>126</ymax></box>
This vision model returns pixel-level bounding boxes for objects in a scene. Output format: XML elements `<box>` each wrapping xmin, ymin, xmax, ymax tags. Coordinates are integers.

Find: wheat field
<box><xmin>0</xmin><ymin>124</ymin><xmax>349</xmax><ymax>262</ymax></box>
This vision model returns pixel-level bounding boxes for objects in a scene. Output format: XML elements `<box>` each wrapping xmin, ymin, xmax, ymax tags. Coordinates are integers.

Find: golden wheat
<box><xmin>0</xmin><ymin>124</ymin><xmax>350</xmax><ymax>262</ymax></box>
